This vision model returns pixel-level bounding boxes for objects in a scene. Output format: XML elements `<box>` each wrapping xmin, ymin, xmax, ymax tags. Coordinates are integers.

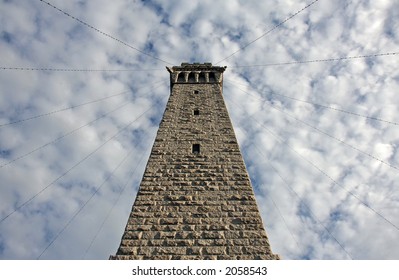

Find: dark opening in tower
<box><xmin>192</xmin><ymin>144</ymin><xmax>200</xmax><ymax>154</ymax></box>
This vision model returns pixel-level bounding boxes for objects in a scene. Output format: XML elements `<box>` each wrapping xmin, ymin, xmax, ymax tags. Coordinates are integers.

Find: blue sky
<box><xmin>0</xmin><ymin>0</ymin><xmax>399</xmax><ymax>259</ymax></box>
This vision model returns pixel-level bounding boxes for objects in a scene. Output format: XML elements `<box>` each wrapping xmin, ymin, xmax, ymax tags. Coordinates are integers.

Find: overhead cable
<box><xmin>230</xmin><ymin>52</ymin><xmax>399</xmax><ymax>68</ymax></box>
<box><xmin>250</xmin><ymin>148</ymin><xmax>301</xmax><ymax>252</ymax></box>
<box><xmin>0</xmin><ymin>90</ymin><xmax>130</xmax><ymax>128</ymax></box>
<box><xmin>225</xmin><ymin>95</ymin><xmax>399</xmax><ymax>233</ymax></box>
<box><xmin>0</xmin><ymin>82</ymin><xmax>166</xmax><ymax>169</ymax></box>
<box><xmin>37</xmin><ymin>136</ymin><xmax>141</xmax><ymax>259</ymax></box>
<box><xmin>0</xmin><ymin>103</ymin><xmax>157</xmax><ymax>225</ymax></box>
<box><xmin>225</xmin><ymin>79</ymin><xmax>399</xmax><ymax>126</ymax></box>
<box><xmin>82</xmin><ymin>142</ymin><xmax>151</xmax><ymax>259</ymax></box>
<box><xmin>229</xmin><ymin>96</ymin><xmax>353</xmax><ymax>259</ymax></box>
<box><xmin>215</xmin><ymin>0</ymin><xmax>320</xmax><ymax>64</ymax></box>
<box><xmin>0</xmin><ymin>67</ymin><xmax>165</xmax><ymax>72</ymax></box>
<box><xmin>228</xmin><ymin>81</ymin><xmax>399</xmax><ymax>171</ymax></box>
<box><xmin>39</xmin><ymin>0</ymin><xmax>174</xmax><ymax>65</ymax></box>
<box><xmin>0</xmin><ymin>80</ymin><xmax>166</xmax><ymax>128</ymax></box>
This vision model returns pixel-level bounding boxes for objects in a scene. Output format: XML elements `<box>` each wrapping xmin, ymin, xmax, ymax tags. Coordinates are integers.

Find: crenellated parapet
<box><xmin>166</xmin><ymin>63</ymin><xmax>227</xmax><ymax>86</ymax></box>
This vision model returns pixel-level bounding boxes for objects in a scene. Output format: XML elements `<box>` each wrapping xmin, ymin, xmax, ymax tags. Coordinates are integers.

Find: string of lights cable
<box><xmin>38</xmin><ymin>95</ymin><xmax>167</xmax><ymax>259</ymax></box>
<box><xmin>267</xmin><ymin>101</ymin><xmax>399</xmax><ymax>171</ymax></box>
<box><xmin>225</xmin><ymin>79</ymin><xmax>399</xmax><ymax>126</ymax></box>
<box><xmin>0</xmin><ymin>67</ymin><xmax>165</xmax><ymax>72</ymax></box>
<box><xmin>39</xmin><ymin>0</ymin><xmax>174</xmax><ymax>65</ymax></box>
<box><xmin>0</xmin><ymin>82</ymin><xmax>166</xmax><ymax>169</ymax></box>
<box><xmin>251</xmin><ymin>144</ymin><xmax>301</xmax><ymax>251</ymax></box>
<box><xmin>228</xmin><ymin>81</ymin><xmax>399</xmax><ymax>171</ymax></box>
<box><xmin>0</xmin><ymin>90</ymin><xmax>130</xmax><ymax>127</ymax></box>
<box><xmin>263</xmin><ymin>148</ymin><xmax>352</xmax><ymax>259</ymax></box>
<box><xmin>226</xmin><ymin>95</ymin><xmax>399</xmax><ymax>232</ymax></box>
<box><xmin>215</xmin><ymin>0</ymin><xmax>320</xmax><ymax>64</ymax></box>
<box><xmin>82</xmin><ymin>141</ymin><xmax>151</xmax><ymax>259</ymax></box>
<box><xmin>0</xmin><ymin>101</ymin><xmax>129</xmax><ymax>169</ymax></box>
<box><xmin>0</xmin><ymin>103</ymin><xmax>158</xmax><ymax>225</ymax></box>
<box><xmin>0</xmin><ymin>80</ymin><xmax>166</xmax><ymax>128</ymax></box>
<box><xmin>229</xmin><ymin>51</ymin><xmax>399</xmax><ymax>68</ymax></box>
<box><xmin>227</xmin><ymin>95</ymin><xmax>353</xmax><ymax>259</ymax></box>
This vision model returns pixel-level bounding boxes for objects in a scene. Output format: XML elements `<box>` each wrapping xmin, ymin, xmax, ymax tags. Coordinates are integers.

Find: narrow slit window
<box><xmin>192</xmin><ymin>144</ymin><xmax>200</xmax><ymax>154</ymax></box>
<box><xmin>193</xmin><ymin>109</ymin><xmax>199</xmax><ymax>115</ymax></box>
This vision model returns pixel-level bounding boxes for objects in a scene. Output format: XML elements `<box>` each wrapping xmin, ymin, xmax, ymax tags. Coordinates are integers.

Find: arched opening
<box><xmin>199</xmin><ymin>72</ymin><xmax>206</xmax><ymax>83</ymax></box>
<box><xmin>209</xmin><ymin>72</ymin><xmax>216</xmax><ymax>82</ymax></box>
<box><xmin>177</xmin><ymin>73</ymin><xmax>185</xmax><ymax>82</ymax></box>
<box><xmin>188</xmin><ymin>72</ymin><xmax>195</xmax><ymax>83</ymax></box>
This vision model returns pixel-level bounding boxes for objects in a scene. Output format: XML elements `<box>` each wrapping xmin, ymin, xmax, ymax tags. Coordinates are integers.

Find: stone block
<box><xmin>159</xmin><ymin>218</ymin><xmax>181</xmax><ymax>225</ymax></box>
<box><xmin>138</xmin><ymin>247</ymin><xmax>154</xmax><ymax>256</ymax></box>
<box><xmin>203</xmin><ymin>246</ymin><xmax>226</xmax><ymax>255</ymax></box>
<box><xmin>155</xmin><ymin>247</ymin><xmax>186</xmax><ymax>255</ymax></box>
<box><xmin>122</xmin><ymin>231</ymin><xmax>142</xmax><ymax>240</ymax></box>
<box><xmin>117</xmin><ymin>246</ymin><xmax>138</xmax><ymax>255</ymax></box>
<box><xmin>202</xmin><ymin>231</ymin><xmax>225</xmax><ymax>239</ymax></box>
<box><xmin>186</xmin><ymin>247</ymin><xmax>202</xmax><ymax>255</ymax></box>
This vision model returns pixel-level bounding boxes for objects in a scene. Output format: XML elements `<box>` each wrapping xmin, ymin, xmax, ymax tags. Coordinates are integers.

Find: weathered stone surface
<box><xmin>186</xmin><ymin>247</ymin><xmax>202</xmax><ymax>255</ymax></box>
<box><xmin>110</xmin><ymin>63</ymin><xmax>278</xmax><ymax>260</ymax></box>
<box><xmin>203</xmin><ymin>246</ymin><xmax>227</xmax><ymax>255</ymax></box>
<box><xmin>155</xmin><ymin>247</ymin><xmax>186</xmax><ymax>255</ymax></box>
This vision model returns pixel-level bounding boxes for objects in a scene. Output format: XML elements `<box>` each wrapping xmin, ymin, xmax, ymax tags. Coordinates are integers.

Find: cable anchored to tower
<box><xmin>39</xmin><ymin>0</ymin><xmax>174</xmax><ymax>65</ymax></box>
<box><xmin>215</xmin><ymin>0</ymin><xmax>320</xmax><ymax>64</ymax></box>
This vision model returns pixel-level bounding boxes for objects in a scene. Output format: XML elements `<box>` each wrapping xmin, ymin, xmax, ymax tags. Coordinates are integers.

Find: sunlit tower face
<box><xmin>110</xmin><ymin>63</ymin><xmax>279</xmax><ymax>260</ymax></box>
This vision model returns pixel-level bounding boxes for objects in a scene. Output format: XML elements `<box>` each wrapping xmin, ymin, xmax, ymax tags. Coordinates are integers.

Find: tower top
<box><xmin>166</xmin><ymin>63</ymin><xmax>227</xmax><ymax>85</ymax></box>
<box><xmin>167</xmin><ymin>62</ymin><xmax>227</xmax><ymax>71</ymax></box>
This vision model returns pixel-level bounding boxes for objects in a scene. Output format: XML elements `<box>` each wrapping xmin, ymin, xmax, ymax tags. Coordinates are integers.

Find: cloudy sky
<box><xmin>0</xmin><ymin>0</ymin><xmax>398</xmax><ymax>260</ymax></box>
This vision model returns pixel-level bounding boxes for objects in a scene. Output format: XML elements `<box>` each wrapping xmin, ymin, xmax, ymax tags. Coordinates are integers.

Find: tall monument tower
<box><xmin>110</xmin><ymin>63</ymin><xmax>279</xmax><ymax>260</ymax></box>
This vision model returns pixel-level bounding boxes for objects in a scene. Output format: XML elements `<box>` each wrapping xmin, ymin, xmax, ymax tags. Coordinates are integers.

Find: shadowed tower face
<box><xmin>110</xmin><ymin>63</ymin><xmax>279</xmax><ymax>260</ymax></box>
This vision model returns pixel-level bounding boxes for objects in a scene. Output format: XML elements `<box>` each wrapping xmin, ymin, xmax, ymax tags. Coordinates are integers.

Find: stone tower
<box><xmin>110</xmin><ymin>63</ymin><xmax>279</xmax><ymax>260</ymax></box>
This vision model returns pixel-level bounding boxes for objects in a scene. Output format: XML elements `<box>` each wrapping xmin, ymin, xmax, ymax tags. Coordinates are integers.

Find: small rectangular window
<box><xmin>193</xmin><ymin>109</ymin><xmax>199</xmax><ymax>115</ymax></box>
<box><xmin>194</xmin><ymin>90</ymin><xmax>199</xmax><ymax>94</ymax></box>
<box><xmin>192</xmin><ymin>144</ymin><xmax>200</xmax><ymax>154</ymax></box>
